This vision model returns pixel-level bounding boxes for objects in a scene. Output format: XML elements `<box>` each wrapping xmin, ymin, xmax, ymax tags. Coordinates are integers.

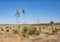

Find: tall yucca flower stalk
<box><xmin>37</xmin><ymin>17</ymin><xmax>41</xmax><ymax>32</ymax></box>
<box><xmin>22</xmin><ymin>8</ymin><xmax>26</xmax><ymax>24</ymax></box>
<box><xmin>15</xmin><ymin>9</ymin><xmax>20</xmax><ymax>29</ymax></box>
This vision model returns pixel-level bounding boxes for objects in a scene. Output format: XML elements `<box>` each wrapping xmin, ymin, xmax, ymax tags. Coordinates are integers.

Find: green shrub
<box><xmin>22</xmin><ymin>26</ymin><xmax>29</xmax><ymax>37</ymax></box>
<box><xmin>28</xmin><ymin>28</ymin><xmax>40</xmax><ymax>35</ymax></box>
<box><xmin>29</xmin><ymin>29</ymin><xmax>35</xmax><ymax>35</ymax></box>
<box><xmin>52</xmin><ymin>28</ymin><xmax>58</xmax><ymax>34</ymax></box>
<box><xmin>22</xmin><ymin>26</ymin><xmax>40</xmax><ymax>37</ymax></box>
<box><xmin>12</xmin><ymin>29</ymin><xmax>19</xmax><ymax>34</ymax></box>
<box><xmin>22</xmin><ymin>26</ymin><xmax>28</xmax><ymax>34</ymax></box>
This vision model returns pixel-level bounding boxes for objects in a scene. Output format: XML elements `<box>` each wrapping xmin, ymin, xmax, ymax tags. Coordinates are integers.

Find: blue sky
<box><xmin>0</xmin><ymin>0</ymin><xmax>60</xmax><ymax>24</ymax></box>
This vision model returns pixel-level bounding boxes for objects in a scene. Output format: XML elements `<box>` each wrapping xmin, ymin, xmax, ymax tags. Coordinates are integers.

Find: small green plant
<box><xmin>12</xmin><ymin>29</ymin><xmax>19</xmax><ymax>34</ymax></box>
<box><xmin>22</xmin><ymin>26</ymin><xmax>29</xmax><ymax>37</ymax></box>
<box><xmin>52</xmin><ymin>28</ymin><xmax>58</xmax><ymax>34</ymax></box>
<box><xmin>29</xmin><ymin>29</ymin><xmax>35</xmax><ymax>35</ymax></box>
<box><xmin>22</xmin><ymin>26</ymin><xmax>28</xmax><ymax>34</ymax></box>
<box><xmin>28</xmin><ymin>28</ymin><xmax>40</xmax><ymax>35</ymax></box>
